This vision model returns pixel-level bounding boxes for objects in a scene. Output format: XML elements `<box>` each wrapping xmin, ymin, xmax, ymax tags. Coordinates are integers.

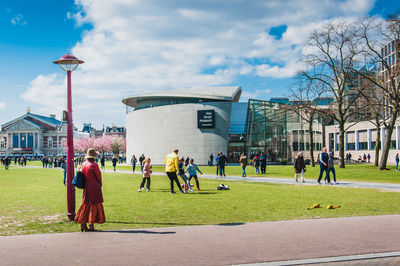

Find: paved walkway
<box><xmin>1</xmin><ymin>215</ymin><xmax>400</xmax><ymax>265</ymax></box>
<box><xmin>13</xmin><ymin>165</ymin><xmax>400</xmax><ymax>191</ymax></box>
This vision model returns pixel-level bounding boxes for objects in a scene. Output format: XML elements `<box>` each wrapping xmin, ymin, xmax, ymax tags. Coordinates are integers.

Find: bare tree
<box><xmin>355</xmin><ymin>17</ymin><xmax>400</xmax><ymax>169</ymax></box>
<box><xmin>302</xmin><ymin>21</ymin><xmax>362</xmax><ymax>168</ymax></box>
<box><xmin>287</xmin><ymin>74</ymin><xmax>327</xmax><ymax>167</ymax></box>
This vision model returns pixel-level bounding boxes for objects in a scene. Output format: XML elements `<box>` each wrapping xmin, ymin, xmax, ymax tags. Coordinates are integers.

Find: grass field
<box><xmin>25</xmin><ymin>160</ymin><xmax>400</xmax><ymax>183</ymax></box>
<box><xmin>1</xmin><ymin>166</ymin><xmax>400</xmax><ymax>236</ymax></box>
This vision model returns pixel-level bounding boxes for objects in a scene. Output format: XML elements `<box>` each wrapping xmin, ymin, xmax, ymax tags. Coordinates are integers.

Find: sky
<box><xmin>0</xmin><ymin>0</ymin><xmax>399</xmax><ymax>130</ymax></box>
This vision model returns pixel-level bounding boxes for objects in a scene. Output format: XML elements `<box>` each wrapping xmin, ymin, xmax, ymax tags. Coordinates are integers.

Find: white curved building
<box><xmin>122</xmin><ymin>87</ymin><xmax>241</xmax><ymax>165</ymax></box>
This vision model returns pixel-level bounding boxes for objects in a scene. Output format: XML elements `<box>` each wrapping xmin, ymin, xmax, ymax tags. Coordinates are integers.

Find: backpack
<box><xmin>217</xmin><ymin>184</ymin><xmax>230</xmax><ymax>190</ymax></box>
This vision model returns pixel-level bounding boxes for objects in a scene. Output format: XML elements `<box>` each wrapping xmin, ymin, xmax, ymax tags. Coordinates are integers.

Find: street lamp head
<box><xmin>53</xmin><ymin>54</ymin><xmax>84</xmax><ymax>72</ymax></box>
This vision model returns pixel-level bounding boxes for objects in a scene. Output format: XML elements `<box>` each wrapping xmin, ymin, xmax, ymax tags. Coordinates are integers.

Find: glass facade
<box><xmin>244</xmin><ymin>99</ymin><xmax>288</xmax><ymax>162</ymax></box>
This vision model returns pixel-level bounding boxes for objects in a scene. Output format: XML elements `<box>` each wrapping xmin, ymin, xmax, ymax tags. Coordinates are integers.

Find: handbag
<box><xmin>72</xmin><ymin>168</ymin><xmax>86</xmax><ymax>189</ymax></box>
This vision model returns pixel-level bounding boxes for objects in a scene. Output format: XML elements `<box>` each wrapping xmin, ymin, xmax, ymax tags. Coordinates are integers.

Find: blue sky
<box><xmin>0</xmin><ymin>0</ymin><xmax>399</xmax><ymax>129</ymax></box>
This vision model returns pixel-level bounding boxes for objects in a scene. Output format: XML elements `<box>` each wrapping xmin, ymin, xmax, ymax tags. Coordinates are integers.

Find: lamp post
<box><xmin>53</xmin><ymin>54</ymin><xmax>84</xmax><ymax>221</ymax></box>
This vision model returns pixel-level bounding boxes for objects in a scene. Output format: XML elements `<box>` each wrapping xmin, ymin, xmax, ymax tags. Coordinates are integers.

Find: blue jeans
<box><xmin>219</xmin><ymin>165</ymin><xmax>225</xmax><ymax>176</ymax></box>
<box><xmin>317</xmin><ymin>165</ymin><xmax>327</xmax><ymax>183</ymax></box>
<box><xmin>255</xmin><ymin>166</ymin><xmax>260</xmax><ymax>174</ymax></box>
<box><xmin>396</xmin><ymin>161</ymin><xmax>399</xmax><ymax>170</ymax></box>
<box><xmin>132</xmin><ymin>164</ymin><xmax>136</xmax><ymax>173</ymax></box>
<box><xmin>325</xmin><ymin>167</ymin><xmax>336</xmax><ymax>182</ymax></box>
<box><xmin>241</xmin><ymin>166</ymin><xmax>246</xmax><ymax>177</ymax></box>
<box><xmin>63</xmin><ymin>170</ymin><xmax>67</xmax><ymax>185</ymax></box>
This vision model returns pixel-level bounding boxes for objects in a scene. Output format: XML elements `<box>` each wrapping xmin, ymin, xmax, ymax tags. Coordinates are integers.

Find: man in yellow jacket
<box><xmin>165</xmin><ymin>149</ymin><xmax>184</xmax><ymax>194</ymax></box>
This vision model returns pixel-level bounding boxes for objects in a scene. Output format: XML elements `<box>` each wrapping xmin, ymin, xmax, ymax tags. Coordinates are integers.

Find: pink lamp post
<box><xmin>53</xmin><ymin>54</ymin><xmax>84</xmax><ymax>221</ymax></box>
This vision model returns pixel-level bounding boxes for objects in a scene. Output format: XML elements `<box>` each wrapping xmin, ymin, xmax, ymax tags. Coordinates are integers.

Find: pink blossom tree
<box><xmin>110</xmin><ymin>136</ymin><xmax>126</xmax><ymax>155</ymax></box>
<box><xmin>74</xmin><ymin>137</ymin><xmax>95</xmax><ymax>154</ymax></box>
<box><xmin>94</xmin><ymin>135</ymin><xmax>112</xmax><ymax>155</ymax></box>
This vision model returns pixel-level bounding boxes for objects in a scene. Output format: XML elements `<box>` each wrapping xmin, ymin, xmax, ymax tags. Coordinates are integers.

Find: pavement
<box><xmin>1</xmin><ymin>215</ymin><xmax>400</xmax><ymax>265</ymax></box>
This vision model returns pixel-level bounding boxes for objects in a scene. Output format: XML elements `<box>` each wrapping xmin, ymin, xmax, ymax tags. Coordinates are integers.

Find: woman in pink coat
<box><xmin>75</xmin><ymin>148</ymin><xmax>105</xmax><ymax>231</ymax></box>
<box><xmin>138</xmin><ymin>158</ymin><xmax>152</xmax><ymax>192</ymax></box>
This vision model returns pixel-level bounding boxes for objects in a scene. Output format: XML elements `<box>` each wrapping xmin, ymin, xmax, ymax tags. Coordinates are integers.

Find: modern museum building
<box><xmin>122</xmin><ymin>87</ymin><xmax>329</xmax><ymax>165</ymax></box>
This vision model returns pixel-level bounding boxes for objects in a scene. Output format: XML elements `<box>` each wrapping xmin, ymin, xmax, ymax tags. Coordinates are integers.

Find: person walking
<box><xmin>112</xmin><ymin>155</ymin><xmax>118</xmax><ymax>172</ymax></box>
<box><xmin>215</xmin><ymin>152</ymin><xmax>220</xmax><ymax>175</ymax></box>
<box><xmin>164</xmin><ymin>149</ymin><xmax>184</xmax><ymax>194</ymax></box>
<box><xmin>317</xmin><ymin>147</ymin><xmax>329</xmax><ymax>184</ymax></box>
<box><xmin>4</xmin><ymin>156</ymin><xmax>10</xmax><ymax>170</ymax></box>
<box><xmin>185</xmin><ymin>159</ymin><xmax>202</xmax><ymax>191</ymax></box>
<box><xmin>396</xmin><ymin>153</ymin><xmax>399</xmax><ymax>171</ymax></box>
<box><xmin>260</xmin><ymin>152</ymin><xmax>267</xmax><ymax>174</ymax></box>
<box><xmin>325</xmin><ymin>152</ymin><xmax>337</xmax><ymax>184</ymax></box>
<box><xmin>139</xmin><ymin>154</ymin><xmax>145</xmax><ymax>172</ymax></box>
<box><xmin>209</xmin><ymin>153</ymin><xmax>214</xmax><ymax>166</ymax></box>
<box><xmin>138</xmin><ymin>158</ymin><xmax>152</xmax><ymax>192</ymax></box>
<box><xmin>294</xmin><ymin>152</ymin><xmax>306</xmax><ymax>183</ymax></box>
<box><xmin>100</xmin><ymin>155</ymin><xmax>105</xmax><ymax>171</ymax></box>
<box><xmin>74</xmin><ymin>148</ymin><xmax>105</xmax><ymax>232</ymax></box>
<box><xmin>253</xmin><ymin>154</ymin><xmax>260</xmax><ymax>174</ymax></box>
<box><xmin>61</xmin><ymin>159</ymin><xmax>67</xmax><ymax>186</ymax></box>
<box><xmin>367</xmin><ymin>153</ymin><xmax>371</xmax><ymax>163</ymax></box>
<box><xmin>131</xmin><ymin>155</ymin><xmax>137</xmax><ymax>173</ymax></box>
<box><xmin>239</xmin><ymin>153</ymin><xmax>247</xmax><ymax>177</ymax></box>
<box><xmin>178</xmin><ymin>158</ymin><xmax>192</xmax><ymax>192</ymax></box>
<box><xmin>218</xmin><ymin>152</ymin><xmax>227</xmax><ymax>177</ymax></box>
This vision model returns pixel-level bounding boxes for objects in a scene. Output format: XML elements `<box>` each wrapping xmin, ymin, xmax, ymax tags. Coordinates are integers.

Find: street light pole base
<box><xmin>67</xmin><ymin>213</ymin><xmax>76</xmax><ymax>221</ymax></box>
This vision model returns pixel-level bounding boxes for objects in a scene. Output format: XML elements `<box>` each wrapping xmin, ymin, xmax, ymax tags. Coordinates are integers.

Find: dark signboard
<box><xmin>197</xmin><ymin>110</ymin><xmax>215</xmax><ymax>129</ymax></box>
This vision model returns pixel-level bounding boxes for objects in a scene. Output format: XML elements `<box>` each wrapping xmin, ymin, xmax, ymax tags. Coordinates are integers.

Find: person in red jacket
<box><xmin>75</xmin><ymin>148</ymin><xmax>105</xmax><ymax>232</ymax></box>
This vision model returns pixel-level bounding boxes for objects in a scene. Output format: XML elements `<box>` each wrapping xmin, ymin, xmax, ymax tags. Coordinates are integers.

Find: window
<box><xmin>48</xmin><ymin>138</ymin><xmax>53</xmax><ymax>148</ymax></box>
<box><xmin>358</xmin><ymin>142</ymin><xmax>368</xmax><ymax>150</ymax></box>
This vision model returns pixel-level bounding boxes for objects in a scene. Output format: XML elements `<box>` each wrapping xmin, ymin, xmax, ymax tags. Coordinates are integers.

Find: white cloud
<box><xmin>21</xmin><ymin>0</ymin><xmax>375</xmax><ymax>128</ymax></box>
<box><xmin>0</xmin><ymin>102</ymin><xmax>6</xmax><ymax>110</ymax></box>
<box><xmin>10</xmin><ymin>14</ymin><xmax>27</xmax><ymax>26</ymax></box>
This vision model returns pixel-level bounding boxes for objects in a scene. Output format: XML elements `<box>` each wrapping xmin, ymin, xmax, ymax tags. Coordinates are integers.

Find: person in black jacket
<box><xmin>317</xmin><ymin>147</ymin><xmax>329</xmax><ymax>184</ymax></box>
<box><xmin>294</xmin><ymin>152</ymin><xmax>306</xmax><ymax>183</ymax></box>
<box><xmin>218</xmin><ymin>152</ymin><xmax>227</xmax><ymax>177</ymax></box>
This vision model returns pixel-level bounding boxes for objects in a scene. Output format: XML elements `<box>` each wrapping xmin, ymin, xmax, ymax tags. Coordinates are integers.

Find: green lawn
<box><xmin>1</xmin><ymin>167</ymin><xmax>400</xmax><ymax>236</ymax></box>
<box><xmin>26</xmin><ymin>160</ymin><xmax>400</xmax><ymax>183</ymax></box>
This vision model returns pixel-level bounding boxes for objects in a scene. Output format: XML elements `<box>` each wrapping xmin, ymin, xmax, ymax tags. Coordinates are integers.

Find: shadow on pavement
<box><xmin>101</xmin><ymin>230</ymin><xmax>176</xmax><ymax>234</ymax></box>
<box><xmin>107</xmin><ymin>221</ymin><xmax>204</xmax><ymax>226</ymax></box>
<box><xmin>217</xmin><ymin>222</ymin><xmax>246</xmax><ymax>226</ymax></box>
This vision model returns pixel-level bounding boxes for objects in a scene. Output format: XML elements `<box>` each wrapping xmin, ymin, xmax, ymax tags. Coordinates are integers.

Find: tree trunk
<box><xmin>374</xmin><ymin>122</ymin><xmax>380</xmax><ymax>167</ymax></box>
<box><xmin>379</xmin><ymin>112</ymin><xmax>397</xmax><ymax>170</ymax></box>
<box><xmin>338</xmin><ymin>121</ymin><xmax>346</xmax><ymax>168</ymax></box>
<box><xmin>309</xmin><ymin>120</ymin><xmax>315</xmax><ymax>167</ymax></box>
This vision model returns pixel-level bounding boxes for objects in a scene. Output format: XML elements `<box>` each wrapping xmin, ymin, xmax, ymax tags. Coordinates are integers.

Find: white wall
<box><xmin>126</xmin><ymin>102</ymin><xmax>232</xmax><ymax>165</ymax></box>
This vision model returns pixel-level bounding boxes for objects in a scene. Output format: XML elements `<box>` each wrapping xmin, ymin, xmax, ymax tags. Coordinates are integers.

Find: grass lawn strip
<box><xmin>1</xmin><ymin>167</ymin><xmax>399</xmax><ymax>236</ymax></box>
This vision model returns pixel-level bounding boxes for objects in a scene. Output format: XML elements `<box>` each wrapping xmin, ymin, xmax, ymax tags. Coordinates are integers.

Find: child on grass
<box><xmin>185</xmin><ymin>158</ymin><xmax>203</xmax><ymax>191</ymax></box>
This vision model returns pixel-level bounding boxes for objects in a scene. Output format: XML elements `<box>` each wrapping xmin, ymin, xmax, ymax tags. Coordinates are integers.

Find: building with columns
<box><xmin>0</xmin><ymin>110</ymin><xmax>68</xmax><ymax>156</ymax></box>
<box><xmin>325</xmin><ymin>119</ymin><xmax>400</xmax><ymax>163</ymax></box>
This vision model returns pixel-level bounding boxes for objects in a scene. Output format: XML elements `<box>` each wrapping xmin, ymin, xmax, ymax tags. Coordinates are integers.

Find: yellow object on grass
<box><xmin>327</xmin><ymin>205</ymin><xmax>341</xmax><ymax>209</ymax></box>
<box><xmin>307</xmin><ymin>203</ymin><xmax>320</xmax><ymax>210</ymax></box>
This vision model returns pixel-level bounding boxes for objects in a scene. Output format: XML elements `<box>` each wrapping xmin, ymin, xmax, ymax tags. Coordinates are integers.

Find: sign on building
<box><xmin>198</xmin><ymin>110</ymin><xmax>215</xmax><ymax>129</ymax></box>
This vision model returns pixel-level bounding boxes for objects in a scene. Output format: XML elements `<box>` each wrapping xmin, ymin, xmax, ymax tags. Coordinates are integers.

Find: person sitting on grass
<box><xmin>185</xmin><ymin>158</ymin><xmax>202</xmax><ymax>191</ymax></box>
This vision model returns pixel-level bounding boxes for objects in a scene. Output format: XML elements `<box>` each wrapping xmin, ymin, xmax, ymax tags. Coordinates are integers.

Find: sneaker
<box><xmin>295</xmin><ymin>178</ymin><xmax>298</xmax><ymax>182</ymax></box>
<box><xmin>189</xmin><ymin>189</ymin><xmax>193</xmax><ymax>192</ymax></box>
<box><xmin>138</xmin><ymin>188</ymin><xmax>141</xmax><ymax>192</ymax></box>
<box><xmin>197</xmin><ymin>188</ymin><xmax>200</xmax><ymax>191</ymax></box>
<box><xmin>302</xmin><ymin>179</ymin><xmax>305</xmax><ymax>183</ymax></box>
<box><xmin>147</xmin><ymin>189</ymin><xmax>151</xmax><ymax>192</ymax></box>
<box><xmin>317</xmin><ymin>181</ymin><xmax>321</xmax><ymax>185</ymax></box>
<box><xmin>170</xmin><ymin>191</ymin><xmax>176</xmax><ymax>194</ymax></box>
<box><xmin>181</xmin><ymin>191</ymin><xmax>185</xmax><ymax>194</ymax></box>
